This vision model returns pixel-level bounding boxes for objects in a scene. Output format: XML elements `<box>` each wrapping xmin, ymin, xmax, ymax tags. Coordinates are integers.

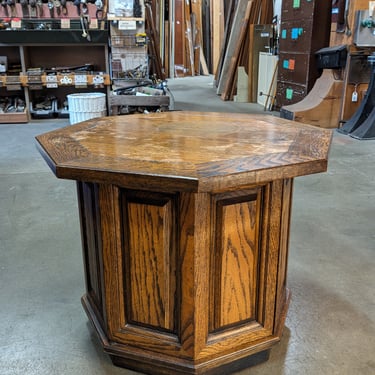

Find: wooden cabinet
<box><xmin>276</xmin><ymin>0</ymin><xmax>331</xmax><ymax>108</ymax></box>
<box><xmin>36</xmin><ymin>111</ymin><xmax>332</xmax><ymax>375</ymax></box>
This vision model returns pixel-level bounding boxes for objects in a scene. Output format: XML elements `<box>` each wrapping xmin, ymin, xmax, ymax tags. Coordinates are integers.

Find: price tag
<box><xmin>74</xmin><ymin>74</ymin><xmax>88</xmax><ymax>88</ymax></box>
<box><xmin>89</xmin><ymin>18</ymin><xmax>98</xmax><ymax>29</ymax></box>
<box><xmin>60</xmin><ymin>75</ymin><xmax>73</xmax><ymax>85</ymax></box>
<box><xmin>92</xmin><ymin>75</ymin><xmax>104</xmax><ymax>85</ymax></box>
<box><xmin>61</xmin><ymin>18</ymin><xmax>70</xmax><ymax>29</ymax></box>
<box><xmin>75</xmin><ymin>75</ymin><xmax>88</xmax><ymax>84</ymax></box>
<box><xmin>352</xmin><ymin>84</ymin><xmax>359</xmax><ymax>102</ymax></box>
<box><xmin>118</xmin><ymin>20</ymin><xmax>137</xmax><ymax>30</ymax></box>
<box><xmin>46</xmin><ymin>75</ymin><xmax>58</xmax><ymax>83</ymax></box>
<box><xmin>11</xmin><ymin>20</ymin><xmax>22</xmax><ymax>29</ymax></box>
<box><xmin>46</xmin><ymin>75</ymin><xmax>58</xmax><ymax>88</ymax></box>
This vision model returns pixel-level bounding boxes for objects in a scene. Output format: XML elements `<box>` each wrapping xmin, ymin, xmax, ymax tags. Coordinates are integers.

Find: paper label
<box><xmin>89</xmin><ymin>18</ymin><xmax>98</xmax><ymax>29</ymax></box>
<box><xmin>118</xmin><ymin>20</ymin><xmax>137</xmax><ymax>30</ymax></box>
<box><xmin>61</xmin><ymin>19</ymin><xmax>70</xmax><ymax>29</ymax></box>
<box><xmin>74</xmin><ymin>75</ymin><xmax>88</xmax><ymax>84</ymax></box>
<box><xmin>46</xmin><ymin>75</ymin><xmax>58</xmax><ymax>82</ymax></box>
<box><xmin>11</xmin><ymin>20</ymin><xmax>22</xmax><ymax>29</ymax></box>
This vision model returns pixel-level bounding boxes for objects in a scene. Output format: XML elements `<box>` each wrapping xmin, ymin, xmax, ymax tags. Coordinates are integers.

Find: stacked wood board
<box><xmin>148</xmin><ymin>0</ymin><xmax>207</xmax><ymax>78</ymax></box>
<box><xmin>148</xmin><ymin>0</ymin><xmax>274</xmax><ymax>100</ymax></box>
<box><xmin>214</xmin><ymin>0</ymin><xmax>275</xmax><ymax>101</ymax></box>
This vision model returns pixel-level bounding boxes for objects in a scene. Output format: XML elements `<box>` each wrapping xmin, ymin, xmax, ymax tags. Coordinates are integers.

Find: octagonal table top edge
<box><xmin>36</xmin><ymin>111</ymin><xmax>332</xmax><ymax>192</ymax></box>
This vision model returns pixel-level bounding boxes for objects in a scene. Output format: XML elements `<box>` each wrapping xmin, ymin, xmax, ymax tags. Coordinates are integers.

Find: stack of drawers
<box><xmin>276</xmin><ymin>0</ymin><xmax>331</xmax><ymax>108</ymax></box>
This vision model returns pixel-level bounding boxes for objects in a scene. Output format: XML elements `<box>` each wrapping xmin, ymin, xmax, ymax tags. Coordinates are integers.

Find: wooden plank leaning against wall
<box><xmin>148</xmin><ymin>0</ymin><xmax>274</xmax><ymax>104</ymax></box>
<box><xmin>215</xmin><ymin>0</ymin><xmax>274</xmax><ymax>101</ymax></box>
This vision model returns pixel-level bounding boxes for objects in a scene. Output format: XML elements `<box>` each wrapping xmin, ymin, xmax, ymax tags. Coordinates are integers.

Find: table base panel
<box><xmin>110</xmin><ymin>350</ymin><xmax>271</xmax><ymax>375</ymax></box>
<box><xmin>82</xmin><ymin>290</ymin><xmax>291</xmax><ymax>374</ymax></box>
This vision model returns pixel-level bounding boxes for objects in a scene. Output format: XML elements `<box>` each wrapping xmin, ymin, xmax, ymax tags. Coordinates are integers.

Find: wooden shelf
<box><xmin>1</xmin><ymin>73</ymin><xmax>110</xmax><ymax>88</ymax></box>
<box><xmin>0</xmin><ymin>29</ymin><xmax>110</xmax><ymax>123</ymax></box>
<box><xmin>39</xmin><ymin>73</ymin><xmax>111</xmax><ymax>87</ymax></box>
<box><xmin>107</xmin><ymin>15</ymin><xmax>144</xmax><ymax>22</ymax></box>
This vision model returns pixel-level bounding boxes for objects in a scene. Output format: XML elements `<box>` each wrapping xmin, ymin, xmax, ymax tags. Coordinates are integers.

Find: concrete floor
<box><xmin>0</xmin><ymin>76</ymin><xmax>374</xmax><ymax>375</ymax></box>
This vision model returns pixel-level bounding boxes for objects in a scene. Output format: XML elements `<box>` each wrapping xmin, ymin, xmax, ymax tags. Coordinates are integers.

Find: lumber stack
<box><xmin>215</xmin><ymin>0</ymin><xmax>274</xmax><ymax>101</ymax></box>
<box><xmin>147</xmin><ymin>0</ymin><xmax>274</xmax><ymax>94</ymax></box>
<box><xmin>147</xmin><ymin>0</ymin><xmax>208</xmax><ymax>79</ymax></box>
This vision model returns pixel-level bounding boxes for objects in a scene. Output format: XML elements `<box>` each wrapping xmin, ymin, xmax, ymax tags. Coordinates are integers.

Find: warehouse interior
<box><xmin>1</xmin><ymin>0</ymin><xmax>375</xmax><ymax>375</ymax></box>
<box><xmin>1</xmin><ymin>75</ymin><xmax>375</xmax><ymax>375</ymax></box>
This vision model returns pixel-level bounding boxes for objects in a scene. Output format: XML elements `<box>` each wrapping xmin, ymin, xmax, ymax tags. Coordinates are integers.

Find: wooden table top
<box><xmin>36</xmin><ymin>111</ymin><xmax>332</xmax><ymax>192</ymax></box>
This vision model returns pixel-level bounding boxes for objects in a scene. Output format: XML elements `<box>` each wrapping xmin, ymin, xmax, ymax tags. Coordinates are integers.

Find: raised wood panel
<box><xmin>262</xmin><ymin>180</ymin><xmax>282</xmax><ymax>330</ymax></box>
<box><xmin>211</xmin><ymin>190</ymin><xmax>261</xmax><ymax>330</ymax></box>
<box><xmin>77</xmin><ymin>181</ymin><xmax>104</xmax><ymax>318</ymax></box>
<box><xmin>121</xmin><ymin>190</ymin><xmax>177</xmax><ymax>332</ymax></box>
<box><xmin>274</xmin><ymin>178</ymin><xmax>293</xmax><ymax>332</ymax></box>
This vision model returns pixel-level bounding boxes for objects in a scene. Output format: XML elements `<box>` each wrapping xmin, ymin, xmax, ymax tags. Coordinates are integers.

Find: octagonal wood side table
<box><xmin>36</xmin><ymin>111</ymin><xmax>332</xmax><ymax>374</ymax></box>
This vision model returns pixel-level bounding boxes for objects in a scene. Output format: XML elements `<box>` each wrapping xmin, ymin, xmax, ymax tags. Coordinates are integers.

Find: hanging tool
<box><xmin>80</xmin><ymin>14</ymin><xmax>91</xmax><ymax>41</ymax></box>
<box><xmin>47</xmin><ymin>0</ymin><xmax>54</xmax><ymax>17</ymax></box>
<box><xmin>6</xmin><ymin>0</ymin><xmax>17</xmax><ymax>18</ymax></box>
<box><xmin>1</xmin><ymin>0</ymin><xmax>9</xmax><ymax>17</ymax></box>
<box><xmin>60</xmin><ymin>0</ymin><xmax>67</xmax><ymax>15</ymax></box>
<box><xmin>73</xmin><ymin>0</ymin><xmax>80</xmax><ymax>16</ymax></box>
<box><xmin>36</xmin><ymin>0</ymin><xmax>43</xmax><ymax>17</ymax></box>
<box><xmin>54</xmin><ymin>0</ymin><xmax>61</xmax><ymax>16</ymax></box>
<box><xmin>95</xmin><ymin>0</ymin><xmax>103</xmax><ymax>28</ymax></box>
<box><xmin>29</xmin><ymin>0</ymin><xmax>37</xmax><ymax>17</ymax></box>
<box><xmin>81</xmin><ymin>0</ymin><xmax>88</xmax><ymax>14</ymax></box>
<box><xmin>20</xmin><ymin>0</ymin><xmax>29</xmax><ymax>17</ymax></box>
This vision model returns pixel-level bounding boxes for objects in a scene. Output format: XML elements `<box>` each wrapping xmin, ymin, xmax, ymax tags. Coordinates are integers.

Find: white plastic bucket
<box><xmin>67</xmin><ymin>93</ymin><xmax>107</xmax><ymax>124</ymax></box>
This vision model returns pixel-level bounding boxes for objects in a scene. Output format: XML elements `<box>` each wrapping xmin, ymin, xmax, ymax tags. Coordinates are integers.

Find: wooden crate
<box><xmin>0</xmin><ymin>110</ymin><xmax>28</xmax><ymax>124</ymax></box>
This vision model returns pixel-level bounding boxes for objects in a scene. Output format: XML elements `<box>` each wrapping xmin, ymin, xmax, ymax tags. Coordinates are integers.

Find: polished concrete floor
<box><xmin>0</xmin><ymin>76</ymin><xmax>374</xmax><ymax>375</ymax></box>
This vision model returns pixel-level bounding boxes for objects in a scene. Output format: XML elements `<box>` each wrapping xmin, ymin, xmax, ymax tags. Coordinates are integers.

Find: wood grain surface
<box><xmin>36</xmin><ymin>111</ymin><xmax>332</xmax><ymax>193</ymax></box>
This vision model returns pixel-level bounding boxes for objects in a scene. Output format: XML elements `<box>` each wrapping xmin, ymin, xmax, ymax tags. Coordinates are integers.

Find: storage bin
<box><xmin>67</xmin><ymin>93</ymin><xmax>106</xmax><ymax>124</ymax></box>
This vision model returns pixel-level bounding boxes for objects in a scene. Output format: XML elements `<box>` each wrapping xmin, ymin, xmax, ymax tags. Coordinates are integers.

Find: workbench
<box><xmin>36</xmin><ymin>111</ymin><xmax>332</xmax><ymax>374</ymax></box>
